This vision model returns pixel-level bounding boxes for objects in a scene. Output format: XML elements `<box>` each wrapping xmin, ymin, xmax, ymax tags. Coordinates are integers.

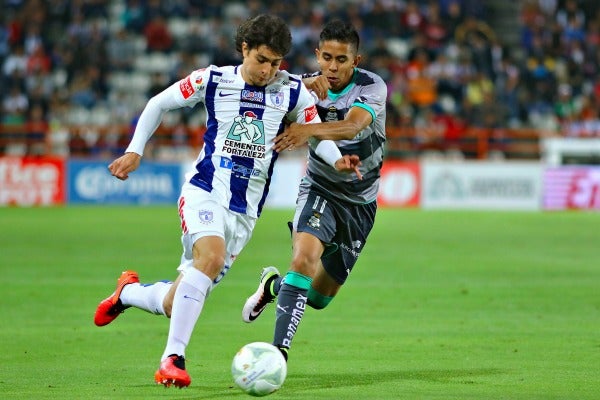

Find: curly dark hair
<box><xmin>235</xmin><ymin>14</ymin><xmax>292</xmax><ymax>57</ymax></box>
<box><xmin>319</xmin><ymin>19</ymin><xmax>360</xmax><ymax>54</ymax></box>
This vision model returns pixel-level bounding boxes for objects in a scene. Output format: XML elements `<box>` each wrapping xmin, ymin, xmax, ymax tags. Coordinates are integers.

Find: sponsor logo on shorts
<box><xmin>198</xmin><ymin>210</ymin><xmax>213</xmax><ymax>224</ymax></box>
<box><xmin>340</xmin><ymin>242</ymin><xmax>361</xmax><ymax>258</ymax></box>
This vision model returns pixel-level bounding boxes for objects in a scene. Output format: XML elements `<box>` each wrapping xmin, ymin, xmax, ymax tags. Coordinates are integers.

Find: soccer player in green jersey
<box><xmin>242</xmin><ymin>20</ymin><xmax>387</xmax><ymax>362</ymax></box>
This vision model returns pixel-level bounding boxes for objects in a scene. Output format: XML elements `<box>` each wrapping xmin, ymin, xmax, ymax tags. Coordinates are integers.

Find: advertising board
<box><xmin>422</xmin><ymin>162</ymin><xmax>543</xmax><ymax>210</ymax></box>
<box><xmin>0</xmin><ymin>157</ymin><xmax>65</xmax><ymax>206</ymax></box>
<box><xmin>377</xmin><ymin>161</ymin><xmax>420</xmax><ymax>207</ymax></box>
<box><xmin>543</xmin><ymin>166</ymin><xmax>600</xmax><ymax>210</ymax></box>
<box><xmin>68</xmin><ymin>160</ymin><xmax>182</xmax><ymax>204</ymax></box>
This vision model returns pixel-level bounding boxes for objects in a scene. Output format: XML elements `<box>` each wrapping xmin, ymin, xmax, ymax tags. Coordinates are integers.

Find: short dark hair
<box><xmin>319</xmin><ymin>20</ymin><xmax>360</xmax><ymax>53</ymax></box>
<box><xmin>235</xmin><ymin>14</ymin><xmax>292</xmax><ymax>57</ymax></box>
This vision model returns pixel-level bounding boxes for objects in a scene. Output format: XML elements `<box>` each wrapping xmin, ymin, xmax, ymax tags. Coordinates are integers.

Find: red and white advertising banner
<box><xmin>0</xmin><ymin>157</ymin><xmax>66</xmax><ymax>206</ymax></box>
<box><xmin>377</xmin><ymin>161</ymin><xmax>420</xmax><ymax>207</ymax></box>
<box><xmin>544</xmin><ymin>167</ymin><xmax>600</xmax><ymax>210</ymax></box>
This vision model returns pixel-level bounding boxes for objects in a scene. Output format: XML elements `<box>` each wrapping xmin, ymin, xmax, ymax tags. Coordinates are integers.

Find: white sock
<box><xmin>120</xmin><ymin>281</ymin><xmax>171</xmax><ymax>316</ymax></box>
<box><xmin>161</xmin><ymin>268</ymin><xmax>212</xmax><ymax>360</ymax></box>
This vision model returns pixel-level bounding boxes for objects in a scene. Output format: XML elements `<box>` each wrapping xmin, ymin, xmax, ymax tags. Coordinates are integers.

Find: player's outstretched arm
<box><xmin>108</xmin><ymin>80</ymin><xmax>190</xmax><ymax>181</ymax></box>
<box><xmin>274</xmin><ymin>107</ymin><xmax>372</xmax><ymax>152</ymax></box>
<box><xmin>108</xmin><ymin>152</ymin><xmax>141</xmax><ymax>181</ymax></box>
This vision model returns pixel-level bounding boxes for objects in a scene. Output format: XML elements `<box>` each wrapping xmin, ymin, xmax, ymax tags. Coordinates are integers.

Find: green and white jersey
<box><xmin>303</xmin><ymin>68</ymin><xmax>387</xmax><ymax>204</ymax></box>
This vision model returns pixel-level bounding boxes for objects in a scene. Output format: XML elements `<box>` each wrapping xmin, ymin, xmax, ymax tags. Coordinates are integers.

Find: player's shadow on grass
<box><xmin>286</xmin><ymin>368</ymin><xmax>503</xmax><ymax>391</ymax></box>
<box><xmin>139</xmin><ymin>369</ymin><xmax>504</xmax><ymax>399</ymax></box>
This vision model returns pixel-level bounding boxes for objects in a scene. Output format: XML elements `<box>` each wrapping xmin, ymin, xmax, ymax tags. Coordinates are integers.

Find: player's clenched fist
<box><xmin>108</xmin><ymin>152</ymin><xmax>141</xmax><ymax>181</ymax></box>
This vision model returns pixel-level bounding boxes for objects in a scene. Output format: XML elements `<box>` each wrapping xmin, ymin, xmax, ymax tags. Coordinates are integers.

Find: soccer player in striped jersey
<box><xmin>242</xmin><ymin>20</ymin><xmax>387</xmax><ymax>363</ymax></box>
<box><xmin>93</xmin><ymin>14</ymin><xmax>360</xmax><ymax>388</ymax></box>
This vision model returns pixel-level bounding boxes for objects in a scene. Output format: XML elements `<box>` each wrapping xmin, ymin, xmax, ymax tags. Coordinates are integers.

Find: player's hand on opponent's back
<box><xmin>334</xmin><ymin>154</ymin><xmax>362</xmax><ymax>180</ymax></box>
<box><xmin>108</xmin><ymin>152</ymin><xmax>141</xmax><ymax>181</ymax></box>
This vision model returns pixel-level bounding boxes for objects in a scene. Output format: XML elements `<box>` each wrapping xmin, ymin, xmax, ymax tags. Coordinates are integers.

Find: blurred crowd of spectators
<box><xmin>1</xmin><ymin>0</ymin><xmax>600</xmax><ymax>159</ymax></box>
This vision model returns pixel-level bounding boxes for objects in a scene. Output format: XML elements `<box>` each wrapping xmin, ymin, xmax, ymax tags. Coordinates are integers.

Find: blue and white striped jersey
<box><xmin>136</xmin><ymin>65</ymin><xmax>320</xmax><ymax>218</ymax></box>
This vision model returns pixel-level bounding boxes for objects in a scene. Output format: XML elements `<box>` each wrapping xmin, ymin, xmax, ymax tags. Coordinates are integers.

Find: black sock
<box><xmin>272</xmin><ymin>282</ymin><xmax>308</xmax><ymax>351</ymax></box>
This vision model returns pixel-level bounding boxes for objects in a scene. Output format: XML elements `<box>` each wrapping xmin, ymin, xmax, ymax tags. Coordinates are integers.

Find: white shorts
<box><xmin>176</xmin><ymin>183</ymin><xmax>256</xmax><ymax>286</ymax></box>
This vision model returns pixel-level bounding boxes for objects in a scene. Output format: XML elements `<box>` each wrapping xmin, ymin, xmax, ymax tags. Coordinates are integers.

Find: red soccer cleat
<box><xmin>154</xmin><ymin>355</ymin><xmax>191</xmax><ymax>388</ymax></box>
<box><xmin>94</xmin><ymin>270</ymin><xmax>139</xmax><ymax>326</ymax></box>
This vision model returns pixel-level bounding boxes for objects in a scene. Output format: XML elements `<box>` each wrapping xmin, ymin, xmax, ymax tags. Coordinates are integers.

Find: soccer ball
<box><xmin>231</xmin><ymin>342</ymin><xmax>287</xmax><ymax>397</ymax></box>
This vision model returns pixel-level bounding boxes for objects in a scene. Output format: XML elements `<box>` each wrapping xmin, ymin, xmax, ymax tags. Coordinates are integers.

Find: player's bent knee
<box><xmin>193</xmin><ymin>255</ymin><xmax>226</xmax><ymax>280</ymax></box>
<box><xmin>307</xmin><ymin>287</ymin><xmax>333</xmax><ymax>310</ymax></box>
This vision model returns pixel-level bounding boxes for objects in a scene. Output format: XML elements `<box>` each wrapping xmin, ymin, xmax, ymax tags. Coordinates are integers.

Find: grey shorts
<box><xmin>293</xmin><ymin>185</ymin><xmax>377</xmax><ymax>284</ymax></box>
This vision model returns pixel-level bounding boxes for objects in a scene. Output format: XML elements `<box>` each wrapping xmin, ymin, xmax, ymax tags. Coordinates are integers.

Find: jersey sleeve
<box><xmin>288</xmin><ymin>82</ymin><xmax>322</xmax><ymax>125</ymax></box>
<box><xmin>351</xmin><ymin>77</ymin><xmax>387</xmax><ymax>123</ymax></box>
<box><xmin>125</xmin><ymin>68</ymin><xmax>209</xmax><ymax>155</ymax></box>
<box><xmin>173</xmin><ymin>67</ymin><xmax>210</xmax><ymax>107</ymax></box>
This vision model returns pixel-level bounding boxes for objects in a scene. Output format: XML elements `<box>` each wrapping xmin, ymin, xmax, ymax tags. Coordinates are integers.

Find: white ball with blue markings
<box><xmin>232</xmin><ymin>342</ymin><xmax>287</xmax><ymax>397</ymax></box>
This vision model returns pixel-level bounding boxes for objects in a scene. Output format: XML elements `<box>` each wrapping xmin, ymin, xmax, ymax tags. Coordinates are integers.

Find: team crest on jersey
<box><xmin>268</xmin><ymin>89</ymin><xmax>285</xmax><ymax>107</ymax></box>
<box><xmin>198</xmin><ymin>210</ymin><xmax>213</xmax><ymax>224</ymax></box>
<box><xmin>326</xmin><ymin>106</ymin><xmax>339</xmax><ymax>122</ymax></box>
<box><xmin>222</xmin><ymin>111</ymin><xmax>266</xmax><ymax>159</ymax></box>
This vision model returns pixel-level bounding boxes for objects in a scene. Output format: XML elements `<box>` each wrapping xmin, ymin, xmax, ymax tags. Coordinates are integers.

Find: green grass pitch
<box><xmin>1</xmin><ymin>206</ymin><xmax>598</xmax><ymax>399</ymax></box>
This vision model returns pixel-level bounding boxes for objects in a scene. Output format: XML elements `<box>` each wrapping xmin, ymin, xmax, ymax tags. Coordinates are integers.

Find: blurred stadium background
<box><xmin>2</xmin><ymin>3</ymin><xmax>599</xmax><ymax>398</ymax></box>
<box><xmin>1</xmin><ymin>0</ymin><xmax>599</xmax><ymax>209</ymax></box>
